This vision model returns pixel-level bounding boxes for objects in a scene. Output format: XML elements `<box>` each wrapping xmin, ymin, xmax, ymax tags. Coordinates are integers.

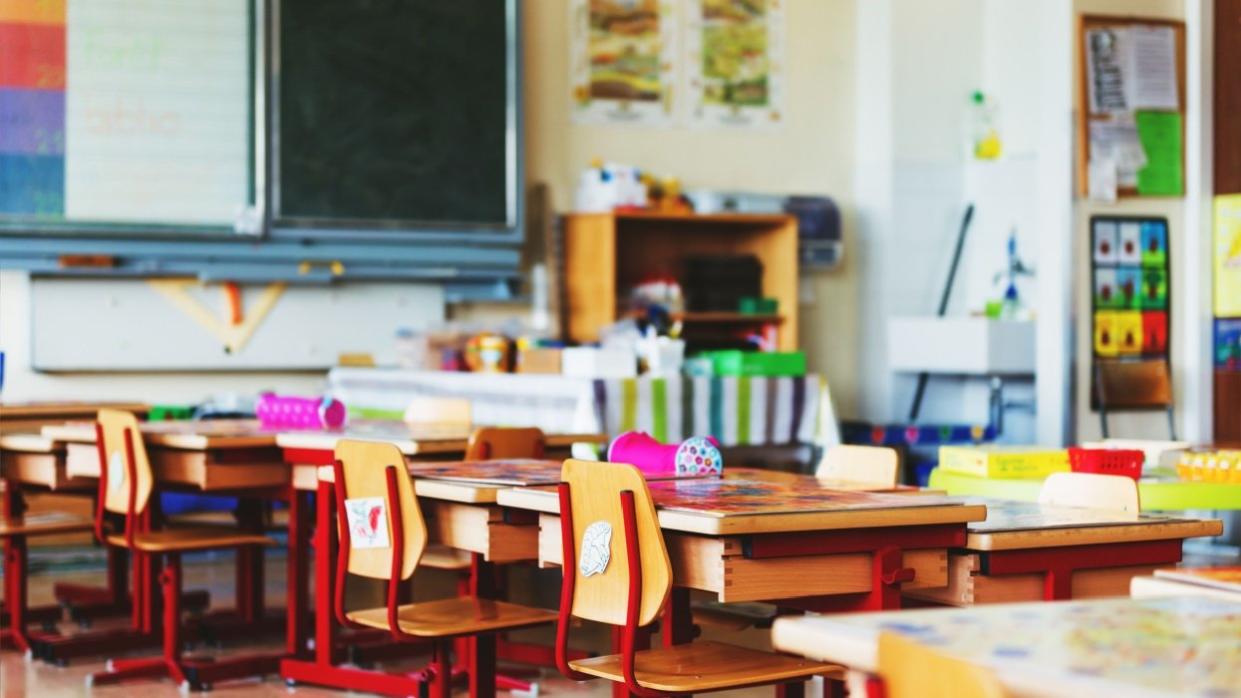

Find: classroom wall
<box><xmin>521</xmin><ymin>0</ymin><xmax>863</xmax><ymax>416</ymax></box>
<box><xmin>1070</xmin><ymin>0</ymin><xmax>1208</xmax><ymax>443</ymax></box>
<box><xmin>851</xmin><ymin>0</ymin><xmax>1052</xmax><ymax>443</ymax></box>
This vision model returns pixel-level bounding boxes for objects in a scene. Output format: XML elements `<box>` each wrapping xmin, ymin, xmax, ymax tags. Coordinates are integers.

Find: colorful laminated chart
<box><xmin>0</xmin><ymin>0</ymin><xmax>251</xmax><ymax>228</ymax></box>
<box><xmin>1215</xmin><ymin>195</ymin><xmax>1241</xmax><ymax>318</ymax></box>
<box><xmin>1090</xmin><ymin>216</ymin><xmax>1172</xmax><ymax>391</ymax></box>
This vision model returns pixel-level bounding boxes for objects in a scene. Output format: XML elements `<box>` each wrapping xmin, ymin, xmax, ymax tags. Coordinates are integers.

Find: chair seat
<box><xmin>106</xmin><ymin>526</ymin><xmax>274</xmax><ymax>553</ymax></box>
<box><xmin>347</xmin><ymin>597</ymin><xmax>556</xmax><ymax>638</ymax></box>
<box><xmin>569</xmin><ymin>641</ymin><xmax>841</xmax><ymax>694</ymax></box>
<box><xmin>0</xmin><ymin>512</ymin><xmax>94</xmax><ymax>538</ymax></box>
<box><xmin>420</xmin><ymin>544</ymin><xmax>473</xmax><ymax>571</ymax></box>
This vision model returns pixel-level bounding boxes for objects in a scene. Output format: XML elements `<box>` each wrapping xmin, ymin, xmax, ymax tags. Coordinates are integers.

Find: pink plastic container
<box><xmin>608</xmin><ymin>431</ymin><xmax>723</xmax><ymax>477</ymax></box>
<box><xmin>255</xmin><ymin>394</ymin><xmax>347</xmax><ymax>430</ymax></box>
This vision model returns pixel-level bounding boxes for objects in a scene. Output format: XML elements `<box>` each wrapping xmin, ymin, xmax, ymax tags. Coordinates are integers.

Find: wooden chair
<box><xmin>1</xmin><ymin>509</ymin><xmax>93</xmax><ymax>654</ymax></box>
<box><xmin>868</xmin><ymin>631</ymin><xmax>1006</xmax><ymax>698</ymax></box>
<box><xmin>403</xmin><ymin>397</ymin><xmax>472</xmax><ymax>430</ymax></box>
<box><xmin>331</xmin><ymin>439</ymin><xmax>557</xmax><ymax>698</ymax></box>
<box><xmin>1096</xmin><ymin>360</ymin><xmax>1176</xmax><ymax>439</ymax></box>
<box><xmin>555</xmin><ymin>459</ymin><xmax>837</xmax><ymax>695</ymax></box>
<box><xmin>1039</xmin><ymin>472</ymin><xmax>1141</xmax><ymax>513</ymax></box>
<box><xmin>86</xmin><ymin>410</ymin><xmax>276</xmax><ymax>691</ymax></box>
<box><xmin>815</xmin><ymin>445</ymin><xmax>899</xmax><ymax>488</ymax></box>
<box><xmin>465</xmin><ymin>426</ymin><xmax>546</xmax><ymax>461</ymax></box>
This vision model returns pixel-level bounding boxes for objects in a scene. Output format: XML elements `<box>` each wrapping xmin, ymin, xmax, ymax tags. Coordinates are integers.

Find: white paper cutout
<box><xmin>107</xmin><ymin>450</ymin><xmax>124</xmax><ymax>492</ymax></box>
<box><xmin>344</xmin><ymin>497</ymin><xmax>391</xmax><ymax>549</ymax></box>
<box><xmin>579</xmin><ymin>521</ymin><xmax>613</xmax><ymax>577</ymax></box>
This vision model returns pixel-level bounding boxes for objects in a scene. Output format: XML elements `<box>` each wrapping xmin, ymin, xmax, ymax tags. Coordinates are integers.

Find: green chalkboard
<box><xmin>275</xmin><ymin>0</ymin><xmax>514</xmax><ymax>232</ymax></box>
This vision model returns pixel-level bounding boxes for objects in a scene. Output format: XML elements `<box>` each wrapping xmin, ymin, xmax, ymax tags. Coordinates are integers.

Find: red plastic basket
<box><xmin>1067</xmin><ymin>447</ymin><xmax>1144</xmax><ymax>480</ymax></box>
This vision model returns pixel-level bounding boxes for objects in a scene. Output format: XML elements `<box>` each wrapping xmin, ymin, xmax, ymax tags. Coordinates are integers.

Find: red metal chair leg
<box><xmin>2</xmin><ymin>534</ymin><xmax>32</xmax><ymax>654</ymax></box>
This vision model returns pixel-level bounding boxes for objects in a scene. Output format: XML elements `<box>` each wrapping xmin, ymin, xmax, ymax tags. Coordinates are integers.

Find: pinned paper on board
<box><xmin>1085</xmin><ymin>26</ymin><xmax>1179</xmax><ymax>113</ymax></box>
<box><xmin>569</xmin><ymin>0</ymin><xmax>677</xmax><ymax>125</ymax></box>
<box><xmin>1134</xmin><ymin>111</ymin><xmax>1183</xmax><ymax>196</ymax></box>
<box><xmin>685</xmin><ymin>0</ymin><xmax>785</xmax><ymax>129</ymax></box>
<box><xmin>344</xmin><ymin>497</ymin><xmax>390</xmax><ymax>549</ymax></box>
<box><xmin>1216</xmin><ymin>195</ymin><xmax>1241</xmax><ymax>317</ymax></box>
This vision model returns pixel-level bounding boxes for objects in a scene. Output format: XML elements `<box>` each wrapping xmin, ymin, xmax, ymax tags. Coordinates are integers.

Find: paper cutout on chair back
<box><xmin>579</xmin><ymin>521</ymin><xmax>612</xmax><ymax>576</ymax></box>
<box><xmin>345</xmin><ymin>497</ymin><xmax>391</xmax><ymax>549</ymax></box>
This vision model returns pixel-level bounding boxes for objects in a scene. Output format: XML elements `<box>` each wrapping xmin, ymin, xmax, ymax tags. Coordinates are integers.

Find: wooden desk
<box><xmin>497</xmin><ymin>470</ymin><xmax>986</xmax><ymax>607</ymax></box>
<box><xmin>1131</xmin><ymin>566</ymin><xmax>1241</xmax><ymax>601</ymax></box>
<box><xmin>908</xmin><ymin>499</ymin><xmax>1223</xmax><ymax>605</ymax></box>
<box><xmin>0</xmin><ymin>401</ymin><xmax>147</xmax><ymax>434</ymax></box>
<box><xmin>23</xmin><ymin>419</ymin><xmax>295</xmax><ymax>662</ymax></box>
<box><xmin>0</xmin><ymin>433</ymin><xmax>94</xmax><ymax>492</ymax></box>
<box><xmin>772</xmin><ymin>595</ymin><xmax>1241</xmax><ymax>698</ymax></box>
<box><xmin>44</xmin><ymin>419</ymin><xmax>289</xmax><ymax>491</ymax></box>
<box><xmin>277</xmin><ymin>420</ymin><xmax>605</xmax><ymax>491</ymax></box>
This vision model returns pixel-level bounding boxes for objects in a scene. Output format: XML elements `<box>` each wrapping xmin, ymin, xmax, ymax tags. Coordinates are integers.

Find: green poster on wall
<box><xmin>1134</xmin><ymin>111</ymin><xmax>1183</xmax><ymax>196</ymax></box>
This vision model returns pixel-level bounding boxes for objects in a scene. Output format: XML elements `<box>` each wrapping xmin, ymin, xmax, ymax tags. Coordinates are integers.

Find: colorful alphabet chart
<box><xmin>0</xmin><ymin>0</ymin><xmax>251</xmax><ymax>228</ymax></box>
<box><xmin>1090</xmin><ymin>216</ymin><xmax>1172</xmax><ymax>402</ymax></box>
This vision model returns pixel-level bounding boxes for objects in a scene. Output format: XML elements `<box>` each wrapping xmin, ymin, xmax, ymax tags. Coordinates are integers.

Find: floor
<box><xmin>1</xmin><ymin>549</ymin><xmax>777</xmax><ymax>697</ymax></box>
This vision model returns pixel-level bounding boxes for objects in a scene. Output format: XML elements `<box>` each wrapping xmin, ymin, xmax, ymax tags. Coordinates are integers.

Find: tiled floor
<box><xmin>1</xmin><ymin>551</ymin><xmax>776</xmax><ymax>697</ymax></box>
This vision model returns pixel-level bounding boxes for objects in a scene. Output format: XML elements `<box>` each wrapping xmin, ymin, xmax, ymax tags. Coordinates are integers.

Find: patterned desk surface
<box><xmin>497</xmin><ymin>468</ymin><xmax>984</xmax><ymax>536</ymax></box>
<box><xmin>772</xmin><ymin>595</ymin><xmax>1241</xmax><ymax>698</ymax></box>
<box><xmin>959</xmin><ymin>498</ymin><xmax>1224</xmax><ymax>551</ymax></box>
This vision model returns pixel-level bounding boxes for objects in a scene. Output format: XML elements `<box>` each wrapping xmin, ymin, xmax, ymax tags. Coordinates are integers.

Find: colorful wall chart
<box><xmin>1090</xmin><ymin>216</ymin><xmax>1171</xmax><ymax>399</ymax></box>
<box><xmin>570</xmin><ymin>0</ymin><xmax>677</xmax><ymax>125</ymax></box>
<box><xmin>0</xmin><ymin>0</ymin><xmax>251</xmax><ymax>228</ymax></box>
<box><xmin>0</xmin><ymin>0</ymin><xmax>67</xmax><ymax>217</ymax></box>
<box><xmin>685</xmin><ymin>0</ymin><xmax>784</xmax><ymax>128</ymax></box>
<box><xmin>1215</xmin><ymin>195</ymin><xmax>1241</xmax><ymax>318</ymax></box>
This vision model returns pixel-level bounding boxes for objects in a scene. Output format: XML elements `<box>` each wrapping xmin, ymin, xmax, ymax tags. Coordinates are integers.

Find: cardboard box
<box><xmin>516</xmin><ymin>348</ymin><xmax>562</xmax><ymax>374</ymax></box>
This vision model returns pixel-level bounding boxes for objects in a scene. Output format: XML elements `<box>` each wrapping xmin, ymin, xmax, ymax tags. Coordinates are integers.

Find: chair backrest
<box><xmin>403</xmin><ymin>397</ymin><xmax>471</xmax><ymax>429</ymax></box>
<box><xmin>878</xmin><ymin>632</ymin><xmax>1007</xmax><ymax>698</ymax></box>
<box><xmin>560</xmin><ymin>459</ymin><xmax>671</xmax><ymax>627</ymax></box>
<box><xmin>1096</xmin><ymin>360</ymin><xmax>1172</xmax><ymax>408</ymax></box>
<box><xmin>815</xmin><ymin>445</ymin><xmax>899</xmax><ymax>487</ymax></box>
<box><xmin>334</xmin><ymin>439</ymin><xmax>426</xmax><ymax>580</ymax></box>
<box><xmin>465</xmin><ymin>426</ymin><xmax>546</xmax><ymax>460</ymax></box>
<box><xmin>1038</xmin><ymin>472</ymin><xmax>1141</xmax><ymax>512</ymax></box>
<box><xmin>96</xmin><ymin>409</ymin><xmax>153</xmax><ymax>516</ymax></box>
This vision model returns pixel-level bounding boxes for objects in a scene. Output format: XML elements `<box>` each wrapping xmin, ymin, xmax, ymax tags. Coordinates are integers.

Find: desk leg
<box><xmin>314</xmin><ymin>479</ymin><xmax>336</xmax><ymax>666</ymax></box>
<box><xmin>286</xmin><ymin>489</ymin><xmax>310</xmax><ymax>657</ymax></box>
<box><xmin>235</xmin><ymin>498</ymin><xmax>265</xmax><ymax>623</ymax></box>
<box><xmin>663</xmin><ymin>587</ymin><xmax>694</xmax><ymax>646</ymax></box>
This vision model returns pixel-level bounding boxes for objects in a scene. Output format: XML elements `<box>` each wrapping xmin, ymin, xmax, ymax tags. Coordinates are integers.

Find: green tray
<box><xmin>699</xmin><ymin>350</ymin><xmax>806</xmax><ymax>377</ymax></box>
<box><xmin>929</xmin><ymin>467</ymin><xmax>1241</xmax><ymax>510</ymax></box>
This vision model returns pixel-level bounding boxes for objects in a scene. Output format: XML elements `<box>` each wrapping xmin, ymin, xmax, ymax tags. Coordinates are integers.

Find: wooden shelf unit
<box><xmin>562</xmin><ymin>212</ymin><xmax>799</xmax><ymax>351</ymax></box>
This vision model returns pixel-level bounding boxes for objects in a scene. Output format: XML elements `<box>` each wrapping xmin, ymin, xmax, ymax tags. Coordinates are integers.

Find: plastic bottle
<box><xmin>970</xmin><ymin>91</ymin><xmax>1002</xmax><ymax>160</ymax></box>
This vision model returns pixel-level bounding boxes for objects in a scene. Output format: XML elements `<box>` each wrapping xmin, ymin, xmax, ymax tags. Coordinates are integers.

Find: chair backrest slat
<box><xmin>465</xmin><ymin>427</ymin><xmax>546</xmax><ymax>461</ymax></box>
<box><xmin>560</xmin><ymin>459</ymin><xmax>671</xmax><ymax>627</ymax></box>
<box><xmin>1038</xmin><ymin>472</ymin><xmax>1141</xmax><ymax>513</ymax></box>
<box><xmin>335</xmin><ymin>440</ymin><xmax>427</xmax><ymax>581</ymax></box>
<box><xmin>815</xmin><ymin>445</ymin><xmax>899</xmax><ymax>487</ymax></box>
<box><xmin>97</xmin><ymin>410</ymin><xmax>153</xmax><ymax>516</ymax></box>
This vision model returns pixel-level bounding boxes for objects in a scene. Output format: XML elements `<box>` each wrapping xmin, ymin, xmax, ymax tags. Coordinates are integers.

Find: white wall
<box><xmin>853</xmin><ymin>0</ymin><xmax>1059</xmax><ymax>443</ymax></box>
<box><xmin>1070</xmin><ymin>0</ymin><xmax>1212</xmax><ymax>443</ymax></box>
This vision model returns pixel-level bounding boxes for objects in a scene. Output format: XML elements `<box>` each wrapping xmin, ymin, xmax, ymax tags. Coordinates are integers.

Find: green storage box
<box><xmin>699</xmin><ymin>350</ymin><xmax>806</xmax><ymax>377</ymax></box>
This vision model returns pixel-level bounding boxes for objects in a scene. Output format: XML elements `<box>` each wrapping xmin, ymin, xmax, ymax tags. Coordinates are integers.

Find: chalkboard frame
<box><xmin>265</xmin><ymin>0</ymin><xmax>524</xmax><ymax>245</ymax></box>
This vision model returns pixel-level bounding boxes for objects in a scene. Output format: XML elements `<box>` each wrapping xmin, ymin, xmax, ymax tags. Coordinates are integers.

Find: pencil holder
<box><xmin>256</xmin><ymin>393</ymin><xmax>347</xmax><ymax>430</ymax></box>
<box><xmin>608</xmin><ymin>430</ymin><xmax>723</xmax><ymax>477</ymax></box>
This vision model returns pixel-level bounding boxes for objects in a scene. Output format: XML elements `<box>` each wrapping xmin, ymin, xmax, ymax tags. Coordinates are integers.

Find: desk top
<box><xmin>929</xmin><ymin>467</ymin><xmax>1241</xmax><ymax>510</ymax></box>
<box><xmin>43</xmin><ymin>418</ymin><xmax>604</xmax><ymax>454</ymax></box>
<box><xmin>276</xmin><ymin>420</ymin><xmax>605</xmax><ymax>455</ymax></box>
<box><xmin>42</xmin><ymin>419</ymin><xmax>278</xmax><ymax>450</ymax></box>
<box><xmin>771</xmin><ymin>595</ymin><xmax>1241</xmax><ymax>698</ymax></box>
<box><xmin>960</xmin><ymin>499</ymin><xmax>1224</xmax><ymax>550</ymax></box>
<box><xmin>0</xmin><ymin>401</ymin><xmax>148</xmax><ymax>420</ymax></box>
<box><xmin>497</xmin><ymin>469</ymin><xmax>985</xmax><ymax>536</ymax></box>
